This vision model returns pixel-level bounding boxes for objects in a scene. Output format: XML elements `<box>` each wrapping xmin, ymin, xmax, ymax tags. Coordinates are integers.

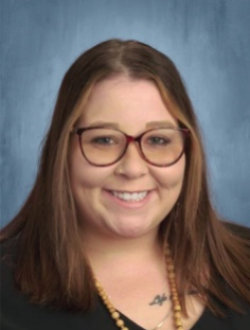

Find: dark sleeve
<box><xmin>193</xmin><ymin>220</ymin><xmax>250</xmax><ymax>329</ymax></box>
<box><xmin>0</xmin><ymin>241</ymin><xmax>143</xmax><ymax>330</ymax></box>
<box><xmin>192</xmin><ymin>298</ymin><xmax>250</xmax><ymax>330</ymax></box>
<box><xmin>0</xmin><ymin>241</ymin><xmax>99</xmax><ymax>330</ymax></box>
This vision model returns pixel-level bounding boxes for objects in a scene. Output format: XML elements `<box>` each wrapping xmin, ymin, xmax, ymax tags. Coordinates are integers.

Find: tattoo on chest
<box><xmin>149</xmin><ymin>293</ymin><xmax>168</xmax><ymax>306</ymax></box>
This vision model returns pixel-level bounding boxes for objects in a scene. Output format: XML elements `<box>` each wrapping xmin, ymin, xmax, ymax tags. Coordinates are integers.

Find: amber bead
<box><xmin>116</xmin><ymin>319</ymin><xmax>125</xmax><ymax>327</ymax></box>
<box><xmin>111</xmin><ymin>311</ymin><xmax>120</xmax><ymax>319</ymax></box>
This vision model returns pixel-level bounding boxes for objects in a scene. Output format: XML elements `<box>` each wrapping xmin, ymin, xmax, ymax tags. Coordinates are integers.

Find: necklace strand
<box><xmin>94</xmin><ymin>243</ymin><xmax>183</xmax><ymax>330</ymax></box>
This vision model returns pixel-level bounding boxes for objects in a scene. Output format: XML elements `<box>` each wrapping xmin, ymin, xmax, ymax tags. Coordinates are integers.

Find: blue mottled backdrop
<box><xmin>1</xmin><ymin>0</ymin><xmax>250</xmax><ymax>227</ymax></box>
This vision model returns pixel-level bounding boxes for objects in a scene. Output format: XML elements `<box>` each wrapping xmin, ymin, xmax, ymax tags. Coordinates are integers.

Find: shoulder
<box><xmin>0</xmin><ymin>240</ymin><xmax>117</xmax><ymax>330</ymax></box>
<box><xmin>222</xmin><ymin>221</ymin><xmax>250</xmax><ymax>240</ymax></box>
<box><xmin>0</xmin><ymin>239</ymin><xmax>17</xmax><ymax>285</ymax></box>
<box><xmin>193</xmin><ymin>299</ymin><xmax>250</xmax><ymax>330</ymax></box>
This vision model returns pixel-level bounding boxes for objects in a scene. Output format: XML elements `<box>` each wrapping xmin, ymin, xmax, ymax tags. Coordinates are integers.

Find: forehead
<box><xmin>78</xmin><ymin>75</ymin><xmax>177</xmax><ymax>130</ymax></box>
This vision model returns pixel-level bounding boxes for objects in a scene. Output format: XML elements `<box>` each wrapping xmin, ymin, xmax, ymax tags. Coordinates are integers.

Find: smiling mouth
<box><xmin>107</xmin><ymin>190</ymin><xmax>150</xmax><ymax>202</ymax></box>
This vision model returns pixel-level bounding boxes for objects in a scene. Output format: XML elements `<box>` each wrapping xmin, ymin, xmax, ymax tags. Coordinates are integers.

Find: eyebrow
<box><xmin>146</xmin><ymin>121</ymin><xmax>177</xmax><ymax>129</ymax></box>
<box><xmin>85</xmin><ymin>121</ymin><xmax>120</xmax><ymax>129</ymax></box>
<box><xmin>84</xmin><ymin>120</ymin><xmax>177</xmax><ymax>129</ymax></box>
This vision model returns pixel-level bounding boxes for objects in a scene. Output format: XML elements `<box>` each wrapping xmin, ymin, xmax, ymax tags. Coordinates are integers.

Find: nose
<box><xmin>114</xmin><ymin>142</ymin><xmax>149</xmax><ymax>179</ymax></box>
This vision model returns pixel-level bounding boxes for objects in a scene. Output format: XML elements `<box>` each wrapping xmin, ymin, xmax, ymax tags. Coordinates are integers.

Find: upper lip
<box><xmin>105</xmin><ymin>189</ymin><xmax>153</xmax><ymax>193</ymax></box>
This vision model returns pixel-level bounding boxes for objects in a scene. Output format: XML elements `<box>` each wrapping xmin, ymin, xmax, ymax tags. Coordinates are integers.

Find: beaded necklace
<box><xmin>94</xmin><ymin>243</ymin><xmax>183</xmax><ymax>330</ymax></box>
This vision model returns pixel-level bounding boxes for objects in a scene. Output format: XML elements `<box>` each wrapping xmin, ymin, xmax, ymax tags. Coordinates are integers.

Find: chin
<box><xmin>110</xmin><ymin>223</ymin><xmax>158</xmax><ymax>239</ymax></box>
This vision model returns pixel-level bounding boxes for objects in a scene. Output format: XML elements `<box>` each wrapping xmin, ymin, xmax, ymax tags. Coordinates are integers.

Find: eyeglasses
<box><xmin>72</xmin><ymin>126</ymin><xmax>189</xmax><ymax>167</ymax></box>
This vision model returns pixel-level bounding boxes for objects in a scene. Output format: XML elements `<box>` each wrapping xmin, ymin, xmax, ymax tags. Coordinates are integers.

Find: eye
<box><xmin>91</xmin><ymin>136</ymin><xmax>117</xmax><ymax>145</ymax></box>
<box><xmin>147</xmin><ymin>136</ymin><xmax>171</xmax><ymax>145</ymax></box>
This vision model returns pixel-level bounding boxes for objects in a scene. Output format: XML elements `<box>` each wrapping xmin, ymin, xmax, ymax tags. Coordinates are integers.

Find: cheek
<box><xmin>74</xmin><ymin>166</ymin><xmax>111</xmax><ymax>189</ymax></box>
<box><xmin>152</xmin><ymin>156</ymin><xmax>186</xmax><ymax>190</ymax></box>
<box><xmin>69</xmin><ymin>145</ymin><xmax>113</xmax><ymax>190</ymax></box>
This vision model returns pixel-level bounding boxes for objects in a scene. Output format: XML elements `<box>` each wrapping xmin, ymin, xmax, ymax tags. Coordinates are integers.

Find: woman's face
<box><xmin>69</xmin><ymin>76</ymin><xmax>185</xmax><ymax>239</ymax></box>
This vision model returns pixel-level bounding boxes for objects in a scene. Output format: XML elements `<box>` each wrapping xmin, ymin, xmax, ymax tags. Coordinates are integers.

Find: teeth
<box><xmin>111</xmin><ymin>191</ymin><xmax>148</xmax><ymax>202</ymax></box>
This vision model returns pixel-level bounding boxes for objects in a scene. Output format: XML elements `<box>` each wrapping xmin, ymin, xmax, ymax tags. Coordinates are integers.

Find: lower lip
<box><xmin>103</xmin><ymin>190</ymin><xmax>154</xmax><ymax>209</ymax></box>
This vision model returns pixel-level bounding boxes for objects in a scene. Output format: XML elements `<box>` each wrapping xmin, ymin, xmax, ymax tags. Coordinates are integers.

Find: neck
<box><xmin>81</xmin><ymin>228</ymin><xmax>164</xmax><ymax>272</ymax></box>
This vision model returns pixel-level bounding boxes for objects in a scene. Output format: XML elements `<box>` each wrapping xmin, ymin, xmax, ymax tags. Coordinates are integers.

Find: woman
<box><xmin>0</xmin><ymin>39</ymin><xmax>249</xmax><ymax>330</ymax></box>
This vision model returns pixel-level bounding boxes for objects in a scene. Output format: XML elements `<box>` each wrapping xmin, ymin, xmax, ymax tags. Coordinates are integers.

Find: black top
<box><xmin>1</xmin><ymin>223</ymin><xmax>250</xmax><ymax>329</ymax></box>
<box><xmin>1</xmin><ymin>254</ymin><xmax>250</xmax><ymax>329</ymax></box>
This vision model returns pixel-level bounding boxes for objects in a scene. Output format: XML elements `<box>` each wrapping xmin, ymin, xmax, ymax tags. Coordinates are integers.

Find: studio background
<box><xmin>1</xmin><ymin>0</ymin><xmax>249</xmax><ymax>228</ymax></box>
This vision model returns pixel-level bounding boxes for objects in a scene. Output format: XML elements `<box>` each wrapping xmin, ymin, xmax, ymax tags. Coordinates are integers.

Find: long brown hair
<box><xmin>1</xmin><ymin>39</ymin><xmax>249</xmax><ymax>314</ymax></box>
